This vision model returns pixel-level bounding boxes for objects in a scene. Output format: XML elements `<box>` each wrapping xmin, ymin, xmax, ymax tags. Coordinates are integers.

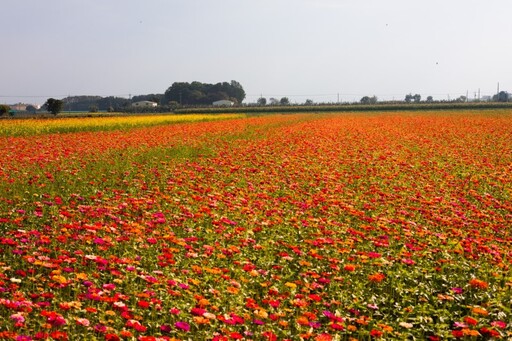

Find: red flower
<box><xmin>49</xmin><ymin>331</ymin><xmax>68</xmax><ymax>340</ymax></box>
<box><xmin>370</xmin><ymin>329</ymin><xmax>383</xmax><ymax>338</ymax></box>
<box><xmin>137</xmin><ymin>300</ymin><xmax>150</xmax><ymax>309</ymax></box>
<box><xmin>463</xmin><ymin>316</ymin><xmax>478</xmax><ymax>326</ymax></box>
<box><xmin>452</xmin><ymin>330</ymin><xmax>464</xmax><ymax>338</ymax></box>
<box><xmin>229</xmin><ymin>332</ymin><xmax>243</xmax><ymax>340</ymax></box>
<box><xmin>262</xmin><ymin>331</ymin><xmax>277</xmax><ymax>341</ymax></box>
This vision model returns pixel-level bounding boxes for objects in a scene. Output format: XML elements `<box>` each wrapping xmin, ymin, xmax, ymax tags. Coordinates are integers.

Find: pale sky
<box><xmin>2</xmin><ymin>0</ymin><xmax>511</xmax><ymax>105</ymax></box>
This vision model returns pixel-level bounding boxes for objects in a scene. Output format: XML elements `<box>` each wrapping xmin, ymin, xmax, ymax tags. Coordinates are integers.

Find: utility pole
<box><xmin>337</xmin><ymin>93</ymin><xmax>340</xmax><ymax>103</ymax></box>
<box><xmin>466</xmin><ymin>90</ymin><xmax>469</xmax><ymax>102</ymax></box>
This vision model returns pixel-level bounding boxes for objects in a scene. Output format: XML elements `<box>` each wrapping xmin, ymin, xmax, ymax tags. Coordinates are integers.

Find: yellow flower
<box><xmin>285</xmin><ymin>282</ymin><xmax>297</xmax><ymax>289</ymax></box>
<box><xmin>254</xmin><ymin>309</ymin><xmax>268</xmax><ymax>319</ymax></box>
<box><xmin>76</xmin><ymin>273</ymin><xmax>88</xmax><ymax>280</ymax></box>
<box><xmin>52</xmin><ymin>275</ymin><xmax>67</xmax><ymax>284</ymax></box>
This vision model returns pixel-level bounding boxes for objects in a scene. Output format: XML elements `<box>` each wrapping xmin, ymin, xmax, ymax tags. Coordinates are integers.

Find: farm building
<box><xmin>132</xmin><ymin>101</ymin><xmax>158</xmax><ymax>108</ymax></box>
<box><xmin>212</xmin><ymin>100</ymin><xmax>234</xmax><ymax>107</ymax></box>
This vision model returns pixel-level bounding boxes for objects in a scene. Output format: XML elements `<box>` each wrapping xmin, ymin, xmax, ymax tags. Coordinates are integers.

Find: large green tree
<box><xmin>0</xmin><ymin>105</ymin><xmax>10</xmax><ymax>116</ymax></box>
<box><xmin>44</xmin><ymin>98</ymin><xmax>64</xmax><ymax>115</ymax></box>
<box><xmin>163</xmin><ymin>80</ymin><xmax>246</xmax><ymax>105</ymax></box>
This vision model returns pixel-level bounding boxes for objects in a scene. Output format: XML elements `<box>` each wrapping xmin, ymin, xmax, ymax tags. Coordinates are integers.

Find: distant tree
<box><xmin>280</xmin><ymin>97</ymin><xmax>290</xmax><ymax>105</ymax></box>
<box><xmin>44</xmin><ymin>98</ymin><xmax>64</xmax><ymax>115</ymax></box>
<box><xmin>0</xmin><ymin>104</ymin><xmax>10</xmax><ymax>116</ymax></box>
<box><xmin>413</xmin><ymin>94</ymin><xmax>421</xmax><ymax>103</ymax></box>
<box><xmin>269</xmin><ymin>98</ymin><xmax>279</xmax><ymax>105</ymax></box>
<box><xmin>360</xmin><ymin>96</ymin><xmax>377</xmax><ymax>104</ymax></box>
<box><xmin>492</xmin><ymin>91</ymin><xmax>510</xmax><ymax>102</ymax></box>
<box><xmin>229</xmin><ymin>80</ymin><xmax>246</xmax><ymax>104</ymax></box>
<box><xmin>168</xmin><ymin>101</ymin><xmax>180</xmax><ymax>109</ymax></box>
<box><xmin>26</xmin><ymin>105</ymin><xmax>38</xmax><ymax>113</ymax></box>
<box><xmin>163</xmin><ymin>81</ymin><xmax>245</xmax><ymax>105</ymax></box>
<box><xmin>99</xmin><ymin>97</ymin><xmax>131</xmax><ymax>111</ymax></box>
<box><xmin>404</xmin><ymin>94</ymin><xmax>413</xmax><ymax>103</ymax></box>
<box><xmin>426</xmin><ymin>96</ymin><xmax>434</xmax><ymax>103</ymax></box>
<box><xmin>257</xmin><ymin>97</ymin><xmax>267</xmax><ymax>106</ymax></box>
<box><xmin>305</xmin><ymin>99</ymin><xmax>314</xmax><ymax>105</ymax></box>
<box><xmin>89</xmin><ymin>105</ymin><xmax>99</xmax><ymax>113</ymax></box>
<box><xmin>131</xmin><ymin>94</ymin><xmax>163</xmax><ymax>104</ymax></box>
<box><xmin>456</xmin><ymin>96</ymin><xmax>467</xmax><ymax>103</ymax></box>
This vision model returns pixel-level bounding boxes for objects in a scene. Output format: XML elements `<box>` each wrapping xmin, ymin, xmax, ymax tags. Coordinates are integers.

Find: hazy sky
<box><xmin>2</xmin><ymin>0</ymin><xmax>512</xmax><ymax>105</ymax></box>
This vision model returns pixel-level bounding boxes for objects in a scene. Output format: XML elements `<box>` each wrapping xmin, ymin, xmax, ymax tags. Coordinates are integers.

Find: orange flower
<box><xmin>469</xmin><ymin>278</ymin><xmax>488</xmax><ymax>289</ymax></box>
<box><xmin>120</xmin><ymin>330</ymin><xmax>133</xmax><ymax>338</ymax></box>
<box><xmin>344</xmin><ymin>264</ymin><xmax>356</xmax><ymax>272</ymax></box>
<box><xmin>462</xmin><ymin>328</ymin><xmax>480</xmax><ymax>337</ymax></box>
<box><xmin>368</xmin><ymin>273</ymin><xmax>386</xmax><ymax>283</ymax></box>
<box><xmin>378</xmin><ymin>324</ymin><xmax>393</xmax><ymax>333</ymax></box>
<box><xmin>471</xmin><ymin>306</ymin><xmax>488</xmax><ymax>316</ymax></box>
<box><xmin>226</xmin><ymin>286</ymin><xmax>239</xmax><ymax>294</ymax></box>
<box><xmin>297</xmin><ymin>316</ymin><xmax>310</xmax><ymax>326</ymax></box>
<box><xmin>197</xmin><ymin>298</ymin><xmax>210</xmax><ymax>307</ymax></box>
<box><xmin>315</xmin><ymin>333</ymin><xmax>332</xmax><ymax>341</ymax></box>
<box><xmin>193</xmin><ymin>316</ymin><xmax>210</xmax><ymax>325</ymax></box>
<box><xmin>279</xmin><ymin>320</ymin><xmax>289</xmax><ymax>328</ymax></box>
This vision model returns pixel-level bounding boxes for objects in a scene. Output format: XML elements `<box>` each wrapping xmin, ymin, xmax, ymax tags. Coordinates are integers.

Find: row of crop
<box><xmin>173</xmin><ymin>102</ymin><xmax>512</xmax><ymax>114</ymax></box>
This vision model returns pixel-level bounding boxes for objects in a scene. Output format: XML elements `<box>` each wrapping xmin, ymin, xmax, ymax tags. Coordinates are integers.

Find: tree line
<box><xmin>31</xmin><ymin>81</ymin><xmax>247</xmax><ymax>114</ymax></box>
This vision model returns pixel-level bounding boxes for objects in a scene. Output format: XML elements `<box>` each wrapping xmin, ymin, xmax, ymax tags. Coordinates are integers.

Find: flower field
<box><xmin>0</xmin><ymin>111</ymin><xmax>511</xmax><ymax>340</ymax></box>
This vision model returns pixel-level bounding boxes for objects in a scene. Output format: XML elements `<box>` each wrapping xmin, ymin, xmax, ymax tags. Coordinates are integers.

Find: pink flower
<box><xmin>175</xmin><ymin>321</ymin><xmax>190</xmax><ymax>331</ymax></box>
<box><xmin>453</xmin><ymin>321</ymin><xmax>467</xmax><ymax>328</ymax></box>
<box><xmin>451</xmin><ymin>287</ymin><xmax>463</xmax><ymax>294</ymax></box>
<box><xmin>75</xmin><ymin>318</ymin><xmax>90</xmax><ymax>327</ymax></box>
<box><xmin>169</xmin><ymin>307</ymin><xmax>181</xmax><ymax>315</ymax></box>
<box><xmin>93</xmin><ymin>237</ymin><xmax>105</xmax><ymax>245</ymax></box>
<box><xmin>94</xmin><ymin>324</ymin><xmax>107</xmax><ymax>333</ymax></box>
<box><xmin>491</xmin><ymin>321</ymin><xmax>507</xmax><ymax>329</ymax></box>
<box><xmin>160</xmin><ymin>324</ymin><xmax>172</xmax><ymax>333</ymax></box>
<box><xmin>402</xmin><ymin>258</ymin><xmax>415</xmax><ymax>265</ymax></box>
<box><xmin>102</xmin><ymin>283</ymin><xmax>116</xmax><ymax>291</ymax></box>
<box><xmin>11</xmin><ymin>313</ymin><xmax>25</xmax><ymax>324</ymax></box>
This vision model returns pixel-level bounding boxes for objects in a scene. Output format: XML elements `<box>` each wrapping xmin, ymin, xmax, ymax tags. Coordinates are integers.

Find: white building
<box><xmin>212</xmin><ymin>100</ymin><xmax>234</xmax><ymax>107</ymax></box>
<box><xmin>132</xmin><ymin>101</ymin><xmax>158</xmax><ymax>108</ymax></box>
